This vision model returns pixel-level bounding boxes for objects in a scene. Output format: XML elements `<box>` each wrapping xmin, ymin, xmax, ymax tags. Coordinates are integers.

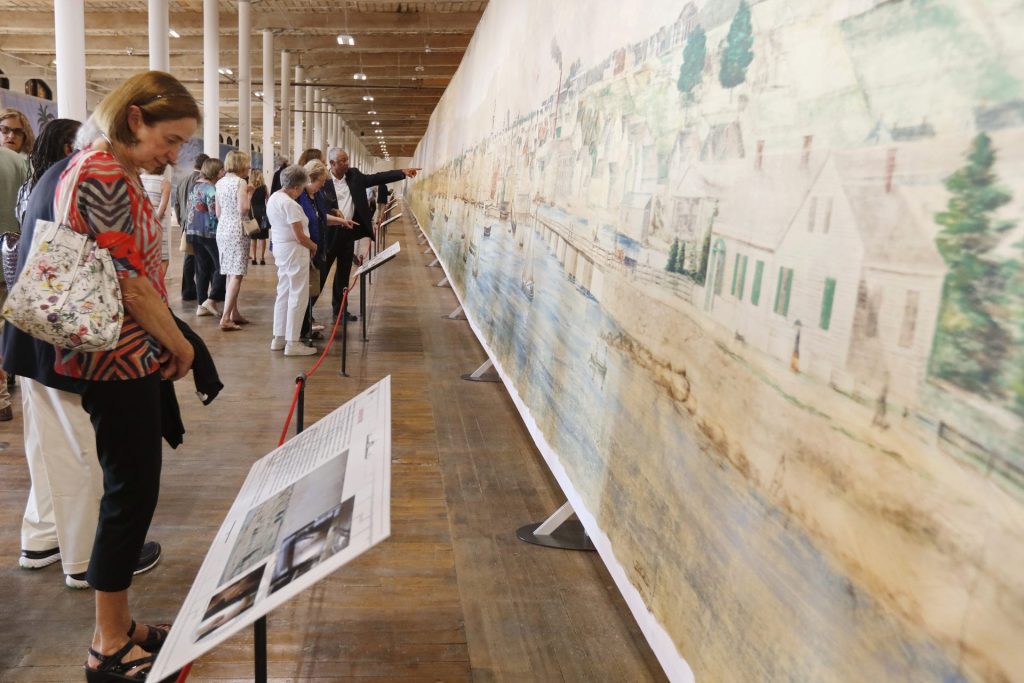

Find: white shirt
<box><xmin>331</xmin><ymin>172</ymin><xmax>354</xmax><ymax>220</ymax></box>
<box><xmin>266</xmin><ymin>190</ymin><xmax>308</xmax><ymax>244</ymax></box>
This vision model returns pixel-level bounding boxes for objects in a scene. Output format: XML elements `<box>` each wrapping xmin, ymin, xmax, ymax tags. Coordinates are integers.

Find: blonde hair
<box><xmin>0</xmin><ymin>107</ymin><xmax>35</xmax><ymax>153</ymax></box>
<box><xmin>304</xmin><ymin>159</ymin><xmax>327</xmax><ymax>183</ymax></box>
<box><xmin>200</xmin><ymin>157</ymin><xmax>224</xmax><ymax>181</ymax></box>
<box><xmin>250</xmin><ymin>169</ymin><xmax>265</xmax><ymax>189</ymax></box>
<box><xmin>92</xmin><ymin>71</ymin><xmax>199</xmax><ymax>147</ymax></box>
<box><xmin>224</xmin><ymin>150</ymin><xmax>250</xmax><ymax>175</ymax></box>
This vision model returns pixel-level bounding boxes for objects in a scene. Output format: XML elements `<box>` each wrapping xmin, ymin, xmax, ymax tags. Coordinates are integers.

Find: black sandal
<box><xmin>84</xmin><ymin>640</ymin><xmax>154</xmax><ymax>682</ymax></box>
<box><xmin>127</xmin><ymin>619</ymin><xmax>171</xmax><ymax>653</ymax></box>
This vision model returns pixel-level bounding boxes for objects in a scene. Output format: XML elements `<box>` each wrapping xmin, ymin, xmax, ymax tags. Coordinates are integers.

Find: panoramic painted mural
<box><xmin>409</xmin><ymin>1</ymin><xmax>1024</xmax><ymax>680</ymax></box>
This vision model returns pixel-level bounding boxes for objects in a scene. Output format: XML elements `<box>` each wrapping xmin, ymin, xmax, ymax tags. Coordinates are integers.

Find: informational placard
<box><xmin>380</xmin><ymin>213</ymin><xmax>403</xmax><ymax>227</ymax></box>
<box><xmin>148</xmin><ymin>378</ymin><xmax>392</xmax><ymax>680</ymax></box>
<box><xmin>355</xmin><ymin>241</ymin><xmax>400</xmax><ymax>278</ymax></box>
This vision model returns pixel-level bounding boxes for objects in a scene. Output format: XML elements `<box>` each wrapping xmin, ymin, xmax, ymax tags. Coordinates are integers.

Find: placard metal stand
<box><xmin>517</xmin><ymin>502</ymin><xmax>595</xmax><ymax>551</ymax></box>
<box><xmin>154</xmin><ymin>381</ymin><xmax>393</xmax><ymax>683</ymax></box>
<box><xmin>435</xmin><ymin>276</ymin><xmax>450</xmax><ymax>288</ymax></box>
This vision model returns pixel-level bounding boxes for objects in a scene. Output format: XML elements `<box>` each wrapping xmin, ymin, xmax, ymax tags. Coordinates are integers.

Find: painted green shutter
<box><xmin>737</xmin><ymin>255</ymin><xmax>748</xmax><ymax>301</ymax></box>
<box><xmin>751</xmin><ymin>260</ymin><xmax>764</xmax><ymax>305</ymax></box>
<box><xmin>731</xmin><ymin>253</ymin><xmax>740</xmax><ymax>295</ymax></box>
<box><xmin>782</xmin><ymin>268</ymin><xmax>793</xmax><ymax>317</ymax></box>
<box><xmin>820</xmin><ymin>277</ymin><xmax>836</xmax><ymax>330</ymax></box>
<box><xmin>774</xmin><ymin>267</ymin><xmax>784</xmax><ymax>314</ymax></box>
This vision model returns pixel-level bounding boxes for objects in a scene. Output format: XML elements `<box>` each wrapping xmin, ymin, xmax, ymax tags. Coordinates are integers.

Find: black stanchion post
<box><xmin>360</xmin><ymin>273</ymin><xmax>368</xmax><ymax>341</ymax></box>
<box><xmin>296</xmin><ymin>376</ymin><xmax>306</xmax><ymax>435</ymax></box>
<box><xmin>339</xmin><ymin>288</ymin><xmax>349</xmax><ymax>377</ymax></box>
<box><xmin>254</xmin><ymin>616</ymin><xmax>267</xmax><ymax>683</ymax></box>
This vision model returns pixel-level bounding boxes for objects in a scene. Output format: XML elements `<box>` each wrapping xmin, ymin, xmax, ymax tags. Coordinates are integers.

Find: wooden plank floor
<box><xmin>0</xmin><ymin>212</ymin><xmax>667</xmax><ymax>683</ymax></box>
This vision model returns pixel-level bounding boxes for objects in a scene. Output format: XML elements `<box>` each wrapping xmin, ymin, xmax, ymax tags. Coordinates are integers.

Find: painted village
<box><xmin>410</xmin><ymin>1</ymin><xmax>1024</xmax><ymax>679</ymax></box>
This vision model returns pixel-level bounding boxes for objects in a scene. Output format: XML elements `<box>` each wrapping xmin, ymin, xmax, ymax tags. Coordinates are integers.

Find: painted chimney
<box><xmin>885</xmin><ymin>148</ymin><xmax>897</xmax><ymax>193</ymax></box>
<box><xmin>801</xmin><ymin>135</ymin><xmax>813</xmax><ymax>168</ymax></box>
<box><xmin>755</xmin><ymin>139</ymin><xmax>764</xmax><ymax>171</ymax></box>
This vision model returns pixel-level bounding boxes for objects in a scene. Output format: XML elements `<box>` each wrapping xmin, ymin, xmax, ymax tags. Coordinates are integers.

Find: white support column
<box><xmin>312</xmin><ymin>88</ymin><xmax>322</xmax><ymax>152</ymax></box>
<box><xmin>54</xmin><ymin>0</ymin><xmax>87</xmax><ymax>121</ymax></box>
<box><xmin>203</xmin><ymin>0</ymin><xmax>219</xmax><ymax>157</ymax></box>
<box><xmin>292</xmin><ymin>65</ymin><xmax>304</xmax><ymax>157</ymax></box>
<box><xmin>237</xmin><ymin>0</ymin><xmax>252</xmax><ymax>157</ymax></box>
<box><xmin>262</xmin><ymin>30</ymin><xmax>274</xmax><ymax>176</ymax></box>
<box><xmin>148</xmin><ymin>0</ymin><xmax>169</xmax><ymax>72</ymax></box>
<box><xmin>279</xmin><ymin>50</ymin><xmax>290</xmax><ymax>162</ymax></box>
<box><xmin>320</xmin><ymin>100</ymin><xmax>329</xmax><ymax>151</ymax></box>
<box><xmin>325</xmin><ymin>105</ymin><xmax>333</xmax><ymax>151</ymax></box>
<box><xmin>303</xmin><ymin>81</ymin><xmax>314</xmax><ymax>151</ymax></box>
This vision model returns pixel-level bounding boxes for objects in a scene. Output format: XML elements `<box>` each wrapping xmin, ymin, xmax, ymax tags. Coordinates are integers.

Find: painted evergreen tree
<box><xmin>666</xmin><ymin>238</ymin><xmax>681</xmax><ymax>272</ymax></box>
<box><xmin>719</xmin><ymin>1</ymin><xmax>754</xmax><ymax>89</ymax></box>
<box><xmin>930</xmin><ymin>133</ymin><xmax>1016</xmax><ymax>399</ymax></box>
<box><xmin>1007</xmin><ymin>242</ymin><xmax>1024</xmax><ymax>415</ymax></box>
<box><xmin>677</xmin><ymin>26</ymin><xmax>707</xmax><ymax>96</ymax></box>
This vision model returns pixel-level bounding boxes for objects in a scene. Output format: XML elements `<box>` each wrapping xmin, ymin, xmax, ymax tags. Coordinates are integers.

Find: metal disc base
<box><xmin>516</xmin><ymin>521</ymin><xmax>596</xmax><ymax>551</ymax></box>
<box><xmin>461</xmin><ymin>372</ymin><xmax>500</xmax><ymax>383</ymax></box>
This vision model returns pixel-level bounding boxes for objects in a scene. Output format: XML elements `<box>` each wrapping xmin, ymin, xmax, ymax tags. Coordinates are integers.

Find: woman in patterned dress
<box><xmin>214</xmin><ymin>150</ymin><xmax>255</xmax><ymax>331</ymax></box>
<box><xmin>57</xmin><ymin>71</ymin><xmax>199</xmax><ymax>683</ymax></box>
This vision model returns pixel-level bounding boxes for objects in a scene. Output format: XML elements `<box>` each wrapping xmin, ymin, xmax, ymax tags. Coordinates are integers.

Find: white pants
<box><xmin>20</xmin><ymin>378</ymin><xmax>102</xmax><ymax>574</ymax></box>
<box><xmin>273</xmin><ymin>240</ymin><xmax>310</xmax><ymax>343</ymax></box>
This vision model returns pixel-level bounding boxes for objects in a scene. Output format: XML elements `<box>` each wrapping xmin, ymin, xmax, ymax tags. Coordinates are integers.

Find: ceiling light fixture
<box><xmin>336</xmin><ymin>34</ymin><xmax>355</xmax><ymax>46</ymax></box>
<box><xmin>254</xmin><ymin>90</ymin><xmax>264</xmax><ymax>98</ymax></box>
<box><xmin>414</xmin><ymin>65</ymin><xmax>425</xmax><ymax>72</ymax></box>
<box><xmin>218</xmin><ymin>67</ymin><xmax>233</xmax><ymax>76</ymax></box>
<box><xmin>374</xmin><ymin>129</ymin><xmax>383</xmax><ymax>133</ymax></box>
<box><xmin>353</xmin><ymin>72</ymin><xmax>367</xmax><ymax>81</ymax></box>
<box><xmin>367</xmin><ymin>110</ymin><xmax>377</xmax><ymax>115</ymax></box>
<box><xmin>362</xmin><ymin>95</ymin><xmax>374</xmax><ymax>101</ymax></box>
<box><xmin>168</xmin><ymin>28</ymin><xmax>181</xmax><ymax>39</ymax></box>
<box><xmin>371</xmin><ymin>121</ymin><xmax>380</xmax><ymax>125</ymax></box>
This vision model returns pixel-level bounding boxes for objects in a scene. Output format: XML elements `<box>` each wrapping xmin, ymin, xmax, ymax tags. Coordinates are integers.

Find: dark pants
<box><xmin>181</xmin><ymin>252</ymin><xmax>196</xmax><ymax>300</ymax></box>
<box><xmin>300</xmin><ymin>253</ymin><xmax>326</xmax><ymax>338</ymax></box>
<box><xmin>321</xmin><ymin>228</ymin><xmax>357</xmax><ymax>318</ymax></box>
<box><xmin>81</xmin><ymin>373</ymin><xmax>162</xmax><ymax>592</ymax></box>
<box><xmin>191</xmin><ymin>235</ymin><xmax>226</xmax><ymax>303</ymax></box>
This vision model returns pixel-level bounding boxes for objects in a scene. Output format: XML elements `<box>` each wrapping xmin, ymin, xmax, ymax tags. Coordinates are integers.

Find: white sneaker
<box><xmin>270</xmin><ymin>336</ymin><xmax>286</xmax><ymax>351</ymax></box>
<box><xmin>284</xmin><ymin>342</ymin><xmax>317</xmax><ymax>356</ymax></box>
<box><xmin>196</xmin><ymin>305</ymin><xmax>211</xmax><ymax>316</ymax></box>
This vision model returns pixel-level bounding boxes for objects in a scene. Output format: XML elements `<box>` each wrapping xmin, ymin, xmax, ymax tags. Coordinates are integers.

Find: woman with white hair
<box><xmin>266</xmin><ymin>164</ymin><xmax>318</xmax><ymax>356</ymax></box>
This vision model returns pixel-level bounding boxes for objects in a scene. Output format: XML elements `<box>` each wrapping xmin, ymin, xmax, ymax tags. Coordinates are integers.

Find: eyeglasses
<box><xmin>0</xmin><ymin>126</ymin><xmax>26</xmax><ymax>138</ymax></box>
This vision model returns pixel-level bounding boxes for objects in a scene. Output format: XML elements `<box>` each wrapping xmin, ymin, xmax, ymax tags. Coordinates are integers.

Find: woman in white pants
<box><xmin>267</xmin><ymin>164</ymin><xmax>318</xmax><ymax>356</ymax></box>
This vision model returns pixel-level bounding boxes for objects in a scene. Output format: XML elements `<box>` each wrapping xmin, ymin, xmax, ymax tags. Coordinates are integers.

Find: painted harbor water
<box><xmin>421</xmin><ymin>198</ymin><xmax>966</xmax><ymax>681</ymax></box>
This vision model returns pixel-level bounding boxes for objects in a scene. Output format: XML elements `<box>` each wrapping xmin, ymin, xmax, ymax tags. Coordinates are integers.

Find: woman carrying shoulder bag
<box><xmin>55</xmin><ymin>71</ymin><xmax>198</xmax><ymax>683</ymax></box>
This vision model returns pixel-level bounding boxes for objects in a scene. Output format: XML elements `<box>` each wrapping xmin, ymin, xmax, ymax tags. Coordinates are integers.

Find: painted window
<box><xmin>899</xmin><ymin>290</ymin><xmax>920</xmax><ymax>347</ymax></box>
<box><xmin>774</xmin><ymin>266</ymin><xmax>793</xmax><ymax>317</ymax></box>
<box><xmin>731</xmin><ymin>253</ymin><xmax>741</xmax><ymax>295</ymax></box>
<box><xmin>807</xmin><ymin>197</ymin><xmax>818</xmax><ymax>232</ymax></box>
<box><xmin>751</xmin><ymin>260</ymin><xmax>764</xmax><ymax>305</ymax></box>
<box><xmin>820</xmin><ymin>277</ymin><xmax>837</xmax><ymax>330</ymax></box>
<box><xmin>822</xmin><ymin>197</ymin><xmax>834</xmax><ymax>234</ymax></box>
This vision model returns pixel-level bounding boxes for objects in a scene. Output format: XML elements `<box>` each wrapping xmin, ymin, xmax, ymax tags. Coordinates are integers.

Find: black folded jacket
<box><xmin>161</xmin><ymin>312</ymin><xmax>224</xmax><ymax>448</ymax></box>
